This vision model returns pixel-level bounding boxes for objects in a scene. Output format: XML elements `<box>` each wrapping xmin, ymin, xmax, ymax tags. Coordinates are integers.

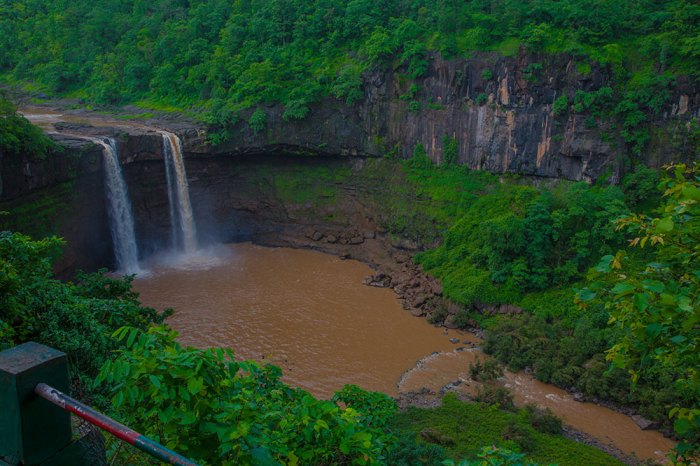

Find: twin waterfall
<box><xmin>98</xmin><ymin>131</ymin><xmax>197</xmax><ymax>274</ymax></box>
<box><xmin>162</xmin><ymin>132</ymin><xmax>198</xmax><ymax>254</ymax></box>
<box><xmin>98</xmin><ymin>138</ymin><xmax>141</xmax><ymax>274</ymax></box>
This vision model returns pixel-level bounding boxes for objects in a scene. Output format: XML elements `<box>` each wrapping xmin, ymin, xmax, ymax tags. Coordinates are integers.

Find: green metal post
<box><xmin>0</xmin><ymin>342</ymin><xmax>72</xmax><ymax>465</ymax></box>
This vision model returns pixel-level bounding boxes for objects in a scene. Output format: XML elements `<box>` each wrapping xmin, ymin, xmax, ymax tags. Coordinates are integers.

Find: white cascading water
<box><xmin>97</xmin><ymin>138</ymin><xmax>141</xmax><ymax>274</ymax></box>
<box><xmin>161</xmin><ymin>132</ymin><xmax>198</xmax><ymax>254</ymax></box>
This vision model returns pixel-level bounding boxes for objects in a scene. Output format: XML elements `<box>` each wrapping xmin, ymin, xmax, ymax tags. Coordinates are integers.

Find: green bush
<box><xmin>0</xmin><ymin>232</ymin><xmax>168</xmax><ymax>385</ymax></box>
<box><xmin>552</xmin><ymin>95</ymin><xmax>569</xmax><ymax>116</ymax></box>
<box><xmin>98</xmin><ymin>326</ymin><xmax>398</xmax><ymax>464</ymax></box>
<box><xmin>481</xmin><ymin>69</ymin><xmax>494</xmax><ymax>81</ymax></box>
<box><xmin>248</xmin><ymin>108</ymin><xmax>267</xmax><ymax>134</ymax></box>
<box><xmin>442</xmin><ymin>135</ymin><xmax>459</xmax><ymax>165</ymax></box>
<box><xmin>0</xmin><ymin>95</ymin><xmax>57</xmax><ymax>159</ymax></box>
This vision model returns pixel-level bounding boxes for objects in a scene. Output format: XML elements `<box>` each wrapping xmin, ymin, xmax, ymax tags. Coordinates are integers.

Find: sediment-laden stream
<box><xmin>133</xmin><ymin>243</ymin><xmax>460</xmax><ymax>398</ymax></box>
<box><xmin>133</xmin><ymin>243</ymin><xmax>675</xmax><ymax>464</ymax></box>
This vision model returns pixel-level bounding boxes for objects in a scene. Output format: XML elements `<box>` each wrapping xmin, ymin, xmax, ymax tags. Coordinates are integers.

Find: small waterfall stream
<box><xmin>161</xmin><ymin>132</ymin><xmax>198</xmax><ymax>254</ymax></box>
<box><xmin>96</xmin><ymin>138</ymin><xmax>141</xmax><ymax>274</ymax></box>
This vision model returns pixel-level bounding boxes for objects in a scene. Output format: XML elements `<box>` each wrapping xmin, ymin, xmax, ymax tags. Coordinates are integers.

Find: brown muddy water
<box><xmin>399</xmin><ymin>349</ymin><xmax>675</xmax><ymax>463</ymax></box>
<box><xmin>132</xmin><ymin>243</ymin><xmax>676</xmax><ymax>463</ymax></box>
<box><xmin>132</xmin><ymin>243</ymin><xmax>460</xmax><ymax>398</ymax></box>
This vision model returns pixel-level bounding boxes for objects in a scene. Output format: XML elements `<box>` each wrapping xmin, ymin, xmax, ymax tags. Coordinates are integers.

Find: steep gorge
<box><xmin>201</xmin><ymin>52</ymin><xmax>699</xmax><ymax>181</ymax></box>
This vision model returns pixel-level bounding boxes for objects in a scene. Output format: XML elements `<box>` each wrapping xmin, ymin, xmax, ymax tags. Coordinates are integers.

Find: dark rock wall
<box><xmin>194</xmin><ymin>52</ymin><xmax>698</xmax><ymax>182</ymax></box>
<box><xmin>0</xmin><ymin>134</ymin><xmax>163</xmax><ymax>276</ymax></box>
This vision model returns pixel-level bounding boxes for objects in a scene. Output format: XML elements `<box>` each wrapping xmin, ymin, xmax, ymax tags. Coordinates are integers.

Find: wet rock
<box><xmin>349</xmin><ymin>236</ymin><xmax>364</xmax><ymax>244</ymax></box>
<box><xmin>391</xmin><ymin>238</ymin><xmax>419</xmax><ymax>250</ymax></box>
<box><xmin>631</xmin><ymin>415</ymin><xmax>659</xmax><ymax>431</ymax></box>
<box><xmin>311</xmin><ymin>231</ymin><xmax>324</xmax><ymax>241</ymax></box>
<box><xmin>411</xmin><ymin>308</ymin><xmax>426</xmax><ymax>317</ymax></box>
<box><xmin>409</xmin><ymin>293</ymin><xmax>428</xmax><ymax>308</ymax></box>
<box><xmin>365</xmin><ymin>272</ymin><xmax>392</xmax><ymax>288</ymax></box>
<box><xmin>573</xmin><ymin>392</ymin><xmax>585</xmax><ymax>403</ymax></box>
<box><xmin>339</xmin><ymin>253</ymin><xmax>350</xmax><ymax>260</ymax></box>
<box><xmin>391</xmin><ymin>272</ymin><xmax>412</xmax><ymax>287</ymax></box>
<box><xmin>449</xmin><ymin>337</ymin><xmax>460</xmax><ymax>344</ymax></box>
<box><xmin>444</xmin><ymin>315</ymin><xmax>460</xmax><ymax>330</ymax></box>
<box><xmin>393</xmin><ymin>253</ymin><xmax>411</xmax><ymax>264</ymax></box>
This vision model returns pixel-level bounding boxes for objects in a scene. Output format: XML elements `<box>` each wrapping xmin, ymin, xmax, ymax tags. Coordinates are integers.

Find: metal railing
<box><xmin>0</xmin><ymin>342</ymin><xmax>199</xmax><ymax>466</ymax></box>
<box><xmin>35</xmin><ymin>383</ymin><xmax>198</xmax><ymax>466</ymax></box>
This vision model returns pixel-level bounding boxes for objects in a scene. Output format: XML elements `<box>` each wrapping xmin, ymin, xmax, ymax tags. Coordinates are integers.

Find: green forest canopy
<box><xmin>1</xmin><ymin>0</ymin><xmax>698</xmax><ymax>122</ymax></box>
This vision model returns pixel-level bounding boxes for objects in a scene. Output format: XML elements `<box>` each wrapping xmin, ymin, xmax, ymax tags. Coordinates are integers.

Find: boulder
<box><xmin>631</xmin><ymin>415</ymin><xmax>659</xmax><ymax>431</ymax></box>
<box><xmin>444</xmin><ymin>315</ymin><xmax>460</xmax><ymax>329</ymax></box>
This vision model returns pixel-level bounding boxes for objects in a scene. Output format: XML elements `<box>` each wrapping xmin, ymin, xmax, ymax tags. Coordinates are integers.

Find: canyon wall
<box><xmin>1</xmin><ymin>52</ymin><xmax>698</xmax><ymax>273</ymax></box>
<box><xmin>195</xmin><ymin>51</ymin><xmax>698</xmax><ymax>182</ymax></box>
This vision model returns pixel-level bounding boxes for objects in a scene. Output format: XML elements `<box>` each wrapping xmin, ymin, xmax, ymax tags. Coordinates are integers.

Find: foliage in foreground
<box><xmin>579</xmin><ymin>163</ymin><xmax>700</xmax><ymax>460</ymax></box>
<box><xmin>98</xmin><ymin>325</ymin><xmax>397</xmax><ymax>465</ymax></box>
<box><xmin>0</xmin><ymin>231</ymin><xmax>168</xmax><ymax>385</ymax></box>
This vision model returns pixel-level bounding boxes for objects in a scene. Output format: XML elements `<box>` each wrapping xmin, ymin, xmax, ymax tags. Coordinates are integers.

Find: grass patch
<box><xmin>392</xmin><ymin>394</ymin><xmax>623</xmax><ymax>466</ymax></box>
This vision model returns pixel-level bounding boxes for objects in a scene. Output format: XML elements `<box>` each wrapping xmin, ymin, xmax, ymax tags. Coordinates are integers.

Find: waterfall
<box><xmin>161</xmin><ymin>132</ymin><xmax>198</xmax><ymax>254</ymax></box>
<box><xmin>97</xmin><ymin>138</ymin><xmax>141</xmax><ymax>274</ymax></box>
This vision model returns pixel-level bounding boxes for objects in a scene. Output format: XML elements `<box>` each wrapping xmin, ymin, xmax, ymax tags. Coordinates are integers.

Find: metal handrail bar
<box><xmin>35</xmin><ymin>383</ymin><xmax>198</xmax><ymax>466</ymax></box>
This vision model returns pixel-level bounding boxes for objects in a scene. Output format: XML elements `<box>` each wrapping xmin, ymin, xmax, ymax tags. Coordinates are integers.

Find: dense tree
<box><xmin>580</xmin><ymin>164</ymin><xmax>700</xmax><ymax>460</ymax></box>
<box><xmin>0</xmin><ymin>0</ymin><xmax>695</xmax><ymax>125</ymax></box>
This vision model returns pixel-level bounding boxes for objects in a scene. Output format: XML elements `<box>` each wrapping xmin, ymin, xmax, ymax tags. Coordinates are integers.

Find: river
<box><xmin>132</xmin><ymin>243</ymin><xmax>675</xmax><ymax>464</ymax></box>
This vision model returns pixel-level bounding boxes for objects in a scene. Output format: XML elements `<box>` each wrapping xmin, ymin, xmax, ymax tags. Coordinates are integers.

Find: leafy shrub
<box><xmin>385</xmin><ymin>432</ymin><xmax>447</xmax><ymax>466</ymax></box>
<box><xmin>552</xmin><ymin>95</ymin><xmax>569</xmax><ymax>116</ymax></box>
<box><xmin>407</xmin><ymin>143</ymin><xmax>433</xmax><ymax>169</ymax></box>
<box><xmin>481</xmin><ymin>69</ymin><xmax>494</xmax><ymax>81</ymax></box>
<box><xmin>97</xmin><ymin>326</ymin><xmax>397</xmax><ymax>465</ymax></box>
<box><xmin>519</xmin><ymin>405</ymin><xmax>562</xmax><ymax>435</ymax></box>
<box><xmin>248</xmin><ymin>108</ymin><xmax>267</xmax><ymax>134</ymax></box>
<box><xmin>475</xmin><ymin>93</ymin><xmax>488</xmax><ymax>105</ymax></box>
<box><xmin>501</xmin><ymin>420</ymin><xmax>536</xmax><ymax>453</ymax></box>
<box><xmin>0</xmin><ymin>232</ymin><xmax>168</xmax><ymax>383</ymax></box>
<box><xmin>475</xmin><ymin>386</ymin><xmax>515</xmax><ymax>411</ymax></box>
<box><xmin>0</xmin><ymin>95</ymin><xmax>57</xmax><ymax>159</ymax></box>
<box><xmin>444</xmin><ymin>446</ymin><xmax>541</xmax><ymax>466</ymax></box>
<box><xmin>442</xmin><ymin>135</ymin><xmax>459</xmax><ymax>165</ymax></box>
<box><xmin>469</xmin><ymin>358</ymin><xmax>504</xmax><ymax>382</ymax></box>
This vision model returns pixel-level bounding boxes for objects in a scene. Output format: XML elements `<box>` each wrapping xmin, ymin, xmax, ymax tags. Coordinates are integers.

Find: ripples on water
<box><xmin>133</xmin><ymin>243</ymin><xmax>459</xmax><ymax>398</ymax></box>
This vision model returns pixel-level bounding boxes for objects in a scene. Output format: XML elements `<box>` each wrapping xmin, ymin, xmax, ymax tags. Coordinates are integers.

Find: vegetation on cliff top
<box><xmin>0</xmin><ymin>94</ymin><xmax>56</xmax><ymax>158</ymax></box>
<box><xmin>1</xmin><ymin>0</ymin><xmax>698</xmax><ymax>152</ymax></box>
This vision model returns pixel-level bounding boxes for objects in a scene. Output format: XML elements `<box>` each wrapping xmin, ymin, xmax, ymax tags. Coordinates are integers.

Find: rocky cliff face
<box><xmin>195</xmin><ymin>51</ymin><xmax>698</xmax><ymax>182</ymax></box>
<box><xmin>2</xmin><ymin>52</ymin><xmax>698</xmax><ymax>274</ymax></box>
<box><xmin>0</xmin><ymin>131</ymin><xmax>165</xmax><ymax>275</ymax></box>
